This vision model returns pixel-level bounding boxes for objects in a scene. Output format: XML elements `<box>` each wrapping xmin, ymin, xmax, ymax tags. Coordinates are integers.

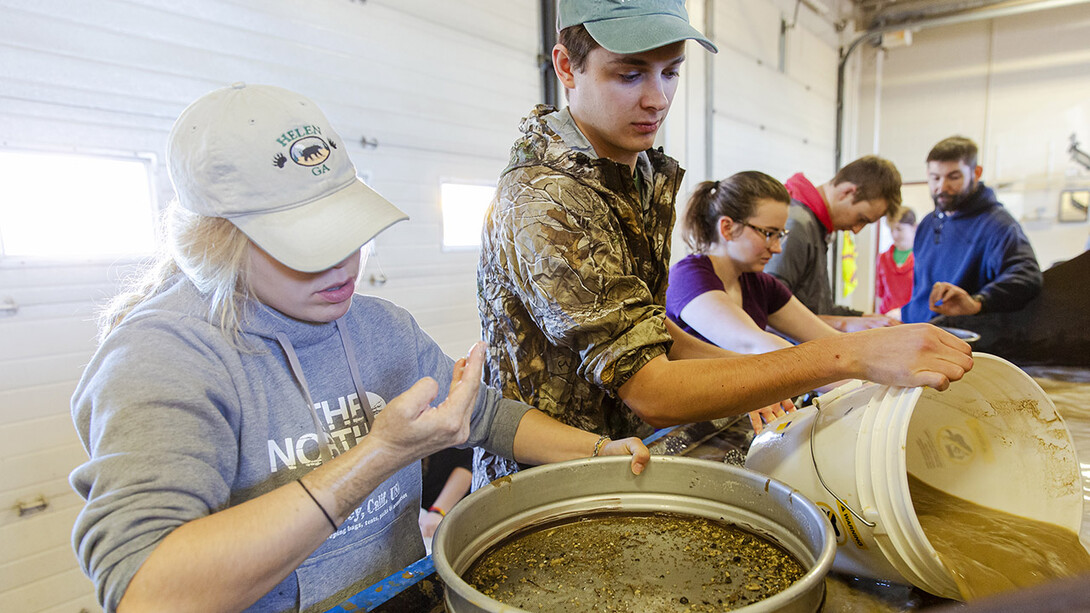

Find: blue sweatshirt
<box><xmin>70</xmin><ymin>276</ymin><xmax>529</xmax><ymax>612</ymax></box>
<box><xmin>901</xmin><ymin>183</ymin><xmax>1042</xmax><ymax>323</ymax></box>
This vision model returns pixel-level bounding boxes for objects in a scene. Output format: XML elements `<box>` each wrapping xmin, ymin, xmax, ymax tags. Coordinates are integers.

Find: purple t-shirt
<box><xmin>666</xmin><ymin>254</ymin><xmax>794</xmax><ymax>345</ymax></box>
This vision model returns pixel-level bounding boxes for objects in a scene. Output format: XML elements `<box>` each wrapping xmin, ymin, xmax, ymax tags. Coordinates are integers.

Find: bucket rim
<box><xmin>434</xmin><ymin>455</ymin><xmax>837</xmax><ymax>612</ymax></box>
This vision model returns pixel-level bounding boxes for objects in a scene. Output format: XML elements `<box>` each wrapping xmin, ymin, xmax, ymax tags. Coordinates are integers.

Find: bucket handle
<box><xmin>809</xmin><ymin>397</ymin><xmax>876</xmax><ymax>528</ymax></box>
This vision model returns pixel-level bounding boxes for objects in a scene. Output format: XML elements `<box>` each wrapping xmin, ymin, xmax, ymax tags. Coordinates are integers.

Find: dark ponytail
<box><xmin>681</xmin><ymin>171</ymin><xmax>791</xmax><ymax>252</ymax></box>
<box><xmin>681</xmin><ymin>180</ymin><xmax>722</xmax><ymax>252</ymax></box>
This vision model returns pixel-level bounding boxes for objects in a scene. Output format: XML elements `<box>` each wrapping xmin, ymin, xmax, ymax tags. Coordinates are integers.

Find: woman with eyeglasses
<box><xmin>666</xmin><ymin>171</ymin><xmax>842</xmax><ymax>356</ymax></box>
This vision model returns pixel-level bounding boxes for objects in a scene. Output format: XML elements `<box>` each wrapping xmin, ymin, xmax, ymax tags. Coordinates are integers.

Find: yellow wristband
<box><xmin>428</xmin><ymin>506</ymin><xmax>446</xmax><ymax>517</ymax></box>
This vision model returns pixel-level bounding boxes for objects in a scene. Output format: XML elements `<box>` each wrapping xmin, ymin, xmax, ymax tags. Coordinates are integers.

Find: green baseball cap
<box><xmin>557</xmin><ymin>0</ymin><xmax>718</xmax><ymax>54</ymax></box>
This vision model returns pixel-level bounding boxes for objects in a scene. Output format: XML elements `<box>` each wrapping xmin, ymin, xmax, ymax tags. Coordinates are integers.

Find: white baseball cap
<box><xmin>168</xmin><ymin>83</ymin><xmax>407</xmax><ymax>272</ymax></box>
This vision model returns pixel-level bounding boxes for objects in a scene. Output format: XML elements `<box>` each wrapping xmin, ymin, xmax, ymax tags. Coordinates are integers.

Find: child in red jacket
<box><xmin>876</xmin><ymin>208</ymin><xmax>917</xmax><ymax>318</ymax></box>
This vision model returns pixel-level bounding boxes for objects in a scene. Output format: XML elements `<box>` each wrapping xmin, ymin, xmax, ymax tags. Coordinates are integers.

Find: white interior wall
<box><xmin>667</xmin><ymin>0</ymin><xmax>872</xmax><ymax>309</ymax></box>
<box><xmin>854</xmin><ymin>3</ymin><xmax>1090</xmax><ymax>271</ymax></box>
<box><xmin>706</xmin><ymin>0</ymin><xmax>839</xmax><ymax>183</ymax></box>
<box><xmin>672</xmin><ymin>0</ymin><xmax>872</xmax><ymax>310</ymax></box>
<box><xmin>0</xmin><ymin>1</ymin><xmax>538</xmax><ymax>611</ymax></box>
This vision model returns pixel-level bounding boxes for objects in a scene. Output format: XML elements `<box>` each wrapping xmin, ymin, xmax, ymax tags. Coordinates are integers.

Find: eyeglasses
<box><xmin>739</xmin><ymin>221</ymin><xmax>789</xmax><ymax>246</ymax></box>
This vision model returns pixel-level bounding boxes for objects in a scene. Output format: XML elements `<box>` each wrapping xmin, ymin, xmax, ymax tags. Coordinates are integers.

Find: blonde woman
<box><xmin>70</xmin><ymin>84</ymin><xmax>648</xmax><ymax>613</ymax></box>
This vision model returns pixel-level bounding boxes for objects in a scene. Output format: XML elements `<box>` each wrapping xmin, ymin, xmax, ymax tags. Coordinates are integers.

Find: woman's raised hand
<box><xmin>368</xmin><ymin>342</ymin><xmax>485</xmax><ymax>462</ymax></box>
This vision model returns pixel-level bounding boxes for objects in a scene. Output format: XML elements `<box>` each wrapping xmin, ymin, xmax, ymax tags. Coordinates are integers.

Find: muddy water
<box><xmin>909</xmin><ymin>473</ymin><xmax>1090</xmax><ymax>600</ymax></box>
<box><xmin>463</xmin><ymin>511</ymin><xmax>804</xmax><ymax>612</ymax></box>
<box><xmin>674</xmin><ymin>370</ymin><xmax>1090</xmax><ymax>610</ymax></box>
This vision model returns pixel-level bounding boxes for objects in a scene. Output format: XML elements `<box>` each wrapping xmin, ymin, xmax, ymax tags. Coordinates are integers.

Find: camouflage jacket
<box><xmin>474</xmin><ymin>105</ymin><xmax>684</xmax><ymax>486</ymax></box>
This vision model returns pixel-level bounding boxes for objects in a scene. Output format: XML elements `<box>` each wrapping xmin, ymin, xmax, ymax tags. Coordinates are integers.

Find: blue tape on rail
<box><xmin>323</xmin><ymin>555</ymin><xmax>436</xmax><ymax>612</ymax></box>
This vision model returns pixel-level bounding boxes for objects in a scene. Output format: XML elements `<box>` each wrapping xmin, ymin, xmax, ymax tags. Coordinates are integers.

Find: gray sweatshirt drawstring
<box><xmin>275</xmin><ymin>331</ymin><xmax>336</xmax><ymax>464</ymax></box>
<box><xmin>274</xmin><ymin>317</ymin><xmax>375</xmax><ymax>465</ymax></box>
<box><xmin>335</xmin><ymin>317</ymin><xmax>375</xmax><ymax>432</ymax></box>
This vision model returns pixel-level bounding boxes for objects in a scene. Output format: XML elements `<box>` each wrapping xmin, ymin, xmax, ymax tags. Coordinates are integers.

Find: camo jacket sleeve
<box><xmin>484</xmin><ymin>165</ymin><xmax>672</xmax><ymax>392</ymax></box>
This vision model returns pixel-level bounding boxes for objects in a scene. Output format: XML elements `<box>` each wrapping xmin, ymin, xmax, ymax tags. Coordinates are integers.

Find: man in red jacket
<box><xmin>765</xmin><ymin>156</ymin><xmax>903</xmax><ymax>331</ymax></box>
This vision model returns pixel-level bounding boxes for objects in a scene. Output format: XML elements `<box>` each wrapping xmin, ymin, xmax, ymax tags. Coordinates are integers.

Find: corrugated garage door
<box><xmin>0</xmin><ymin>0</ymin><xmax>540</xmax><ymax>610</ymax></box>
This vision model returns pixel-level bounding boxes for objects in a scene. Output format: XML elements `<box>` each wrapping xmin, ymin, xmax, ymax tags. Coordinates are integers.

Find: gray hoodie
<box><xmin>70</xmin><ymin>276</ymin><xmax>528</xmax><ymax>612</ymax></box>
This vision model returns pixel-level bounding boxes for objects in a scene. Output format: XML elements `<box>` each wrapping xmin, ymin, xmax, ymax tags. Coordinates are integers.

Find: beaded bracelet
<box><xmin>592</xmin><ymin>434</ymin><xmax>611</xmax><ymax>457</ymax></box>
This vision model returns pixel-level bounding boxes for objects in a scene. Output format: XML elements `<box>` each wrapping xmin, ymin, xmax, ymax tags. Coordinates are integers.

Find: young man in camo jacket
<box><xmin>474</xmin><ymin>0</ymin><xmax>973</xmax><ymax>487</ymax></box>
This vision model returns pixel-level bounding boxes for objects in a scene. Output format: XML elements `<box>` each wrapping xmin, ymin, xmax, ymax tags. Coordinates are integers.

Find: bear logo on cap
<box><xmin>290</xmin><ymin>136</ymin><xmax>331</xmax><ymax>167</ymax></box>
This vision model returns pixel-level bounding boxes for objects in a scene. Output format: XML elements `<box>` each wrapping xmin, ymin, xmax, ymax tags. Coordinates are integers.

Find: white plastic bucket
<box><xmin>745</xmin><ymin>353</ymin><xmax>1083</xmax><ymax>599</ymax></box>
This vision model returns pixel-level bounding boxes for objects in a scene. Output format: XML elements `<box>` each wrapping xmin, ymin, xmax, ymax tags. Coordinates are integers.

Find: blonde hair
<box><xmin>99</xmin><ymin>202</ymin><xmax>253</xmax><ymax>346</ymax></box>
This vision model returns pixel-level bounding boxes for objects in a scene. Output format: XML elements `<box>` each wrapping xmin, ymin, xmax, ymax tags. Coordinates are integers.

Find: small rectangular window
<box><xmin>0</xmin><ymin>149</ymin><xmax>156</xmax><ymax>261</ymax></box>
<box><xmin>440</xmin><ymin>182</ymin><xmax>495</xmax><ymax>249</ymax></box>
